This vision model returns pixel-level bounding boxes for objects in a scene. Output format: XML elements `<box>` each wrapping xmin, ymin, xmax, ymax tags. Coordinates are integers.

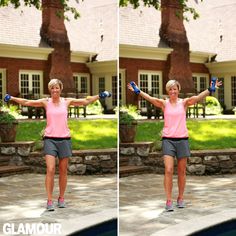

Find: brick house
<box><xmin>0</xmin><ymin>0</ymin><xmax>117</xmax><ymax>111</ymax></box>
<box><xmin>119</xmin><ymin>0</ymin><xmax>236</xmax><ymax>112</ymax></box>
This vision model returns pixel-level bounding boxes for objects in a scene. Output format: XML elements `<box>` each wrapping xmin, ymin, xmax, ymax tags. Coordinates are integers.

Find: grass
<box><xmin>136</xmin><ymin>119</ymin><xmax>236</xmax><ymax>150</ymax></box>
<box><xmin>16</xmin><ymin>119</ymin><xmax>117</xmax><ymax>150</ymax></box>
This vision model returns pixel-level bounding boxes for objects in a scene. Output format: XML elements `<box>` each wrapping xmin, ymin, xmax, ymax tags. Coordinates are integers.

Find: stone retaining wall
<box><xmin>0</xmin><ymin>142</ymin><xmax>117</xmax><ymax>175</ymax></box>
<box><xmin>120</xmin><ymin>142</ymin><xmax>236</xmax><ymax>175</ymax></box>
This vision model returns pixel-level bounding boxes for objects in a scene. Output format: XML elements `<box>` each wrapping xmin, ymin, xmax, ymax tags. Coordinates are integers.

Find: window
<box><xmin>119</xmin><ymin>73</ymin><xmax>122</xmax><ymax>105</ymax></box>
<box><xmin>218</xmin><ymin>77</ymin><xmax>224</xmax><ymax>106</ymax></box>
<box><xmin>73</xmin><ymin>73</ymin><xmax>89</xmax><ymax>94</ymax></box>
<box><xmin>99</xmin><ymin>77</ymin><xmax>105</xmax><ymax>93</ymax></box>
<box><xmin>232</xmin><ymin>76</ymin><xmax>236</xmax><ymax>106</ymax></box>
<box><xmin>139</xmin><ymin>71</ymin><xmax>162</xmax><ymax>110</ymax></box>
<box><xmin>19</xmin><ymin>71</ymin><xmax>43</xmax><ymax>98</ymax></box>
<box><xmin>112</xmin><ymin>75</ymin><xmax>117</xmax><ymax>107</ymax></box>
<box><xmin>192</xmin><ymin>76</ymin><xmax>197</xmax><ymax>91</ymax></box>
<box><xmin>200</xmin><ymin>77</ymin><xmax>207</xmax><ymax>92</ymax></box>
<box><xmin>119</xmin><ymin>69</ymin><xmax>126</xmax><ymax>106</ymax></box>
<box><xmin>192</xmin><ymin>74</ymin><xmax>209</xmax><ymax>93</ymax></box>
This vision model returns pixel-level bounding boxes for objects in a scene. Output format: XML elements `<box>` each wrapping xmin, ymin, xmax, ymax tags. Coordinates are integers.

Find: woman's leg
<box><xmin>58</xmin><ymin>157</ymin><xmax>69</xmax><ymax>199</ymax></box>
<box><xmin>45</xmin><ymin>155</ymin><xmax>56</xmax><ymax>201</ymax></box>
<box><xmin>163</xmin><ymin>155</ymin><xmax>174</xmax><ymax>201</ymax></box>
<box><xmin>177</xmin><ymin>157</ymin><xmax>187</xmax><ymax>200</ymax></box>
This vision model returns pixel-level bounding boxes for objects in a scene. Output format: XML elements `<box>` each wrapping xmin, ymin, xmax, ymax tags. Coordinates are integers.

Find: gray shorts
<box><xmin>43</xmin><ymin>137</ymin><xmax>72</xmax><ymax>158</ymax></box>
<box><xmin>162</xmin><ymin>138</ymin><xmax>191</xmax><ymax>158</ymax></box>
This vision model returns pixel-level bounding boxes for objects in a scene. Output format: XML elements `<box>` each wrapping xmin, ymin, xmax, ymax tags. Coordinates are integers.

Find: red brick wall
<box><xmin>190</xmin><ymin>63</ymin><xmax>209</xmax><ymax>74</ymax></box>
<box><xmin>120</xmin><ymin>57</ymin><xmax>166</xmax><ymax>105</ymax></box>
<box><xmin>120</xmin><ymin>57</ymin><xmax>210</xmax><ymax>105</ymax></box>
<box><xmin>71</xmin><ymin>62</ymin><xmax>90</xmax><ymax>73</ymax></box>
<box><xmin>0</xmin><ymin>57</ymin><xmax>90</xmax><ymax>96</ymax></box>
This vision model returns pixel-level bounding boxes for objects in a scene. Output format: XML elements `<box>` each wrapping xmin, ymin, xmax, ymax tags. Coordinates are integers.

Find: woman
<box><xmin>4</xmin><ymin>78</ymin><xmax>111</xmax><ymax>211</ymax></box>
<box><xmin>128</xmin><ymin>79</ymin><xmax>222</xmax><ymax>211</ymax></box>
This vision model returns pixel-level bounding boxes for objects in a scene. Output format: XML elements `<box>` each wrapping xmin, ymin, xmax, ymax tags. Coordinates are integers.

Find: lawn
<box><xmin>136</xmin><ymin>119</ymin><xmax>236</xmax><ymax>150</ymax></box>
<box><xmin>16</xmin><ymin>119</ymin><xmax>117</xmax><ymax>150</ymax></box>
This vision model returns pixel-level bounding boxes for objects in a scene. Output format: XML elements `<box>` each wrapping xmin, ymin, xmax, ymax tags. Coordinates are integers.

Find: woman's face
<box><xmin>168</xmin><ymin>84</ymin><xmax>179</xmax><ymax>99</ymax></box>
<box><xmin>50</xmin><ymin>84</ymin><xmax>61</xmax><ymax>98</ymax></box>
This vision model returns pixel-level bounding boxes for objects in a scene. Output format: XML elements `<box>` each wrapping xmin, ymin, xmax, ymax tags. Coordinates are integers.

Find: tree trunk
<box><xmin>41</xmin><ymin>0</ymin><xmax>75</xmax><ymax>94</ymax></box>
<box><xmin>160</xmin><ymin>0</ymin><xmax>194</xmax><ymax>93</ymax></box>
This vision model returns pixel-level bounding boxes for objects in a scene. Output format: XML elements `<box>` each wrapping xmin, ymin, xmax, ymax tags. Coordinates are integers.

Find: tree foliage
<box><xmin>119</xmin><ymin>0</ymin><xmax>203</xmax><ymax>21</ymax></box>
<box><xmin>0</xmin><ymin>0</ymin><xmax>82</xmax><ymax>20</ymax></box>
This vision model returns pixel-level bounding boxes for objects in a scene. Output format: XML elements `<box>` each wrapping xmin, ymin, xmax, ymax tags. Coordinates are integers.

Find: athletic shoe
<box><xmin>58</xmin><ymin>197</ymin><xmax>66</xmax><ymax>208</ymax></box>
<box><xmin>47</xmin><ymin>200</ymin><xmax>54</xmax><ymax>211</ymax></box>
<box><xmin>165</xmin><ymin>200</ymin><xmax>174</xmax><ymax>212</ymax></box>
<box><xmin>177</xmin><ymin>198</ymin><xmax>185</xmax><ymax>208</ymax></box>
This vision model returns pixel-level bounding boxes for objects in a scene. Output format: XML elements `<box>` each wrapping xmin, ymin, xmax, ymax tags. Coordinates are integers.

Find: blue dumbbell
<box><xmin>4</xmin><ymin>94</ymin><xmax>11</xmax><ymax>102</ymax></box>
<box><xmin>211</xmin><ymin>77</ymin><xmax>217</xmax><ymax>92</ymax></box>
<box><xmin>99</xmin><ymin>91</ymin><xmax>112</xmax><ymax>99</ymax></box>
<box><xmin>130</xmin><ymin>81</ymin><xmax>140</xmax><ymax>95</ymax></box>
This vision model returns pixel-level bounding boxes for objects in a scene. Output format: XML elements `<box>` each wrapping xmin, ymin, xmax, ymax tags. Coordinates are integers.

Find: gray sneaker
<box><xmin>58</xmin><ymin>197</ymin><xmax>66</xmax><ymax>208</ymax></box>
<box><xmin>47</xmin><ymin>200</ymin><xmax>55</xmax><ymax>211</ymax></box>
<box><xmin>177</xmin><ymin>199</ymin><xmax>185</xmax><ymax>208</ymax></box>
<box><xmin>165</xmin><ymin>200</ymin><xmax>174</xmax><ymax>212</ymax></box>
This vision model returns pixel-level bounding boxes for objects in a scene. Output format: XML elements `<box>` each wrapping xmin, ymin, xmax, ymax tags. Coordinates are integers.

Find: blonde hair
<box><xmin>165</xmin><ymin>80</ymin><xmax>181</xmax><ymax>92</ymax></box>
<box><xmin>48</xmin><ymin>79</ymin><xmax>63</xmax><ymax>91</ymax></box>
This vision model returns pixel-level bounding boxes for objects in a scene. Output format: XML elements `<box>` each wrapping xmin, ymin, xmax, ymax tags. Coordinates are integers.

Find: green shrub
<box><xmin>119</xmin><ymin>105</ymin><xmax>139</xmax><ymax>125</ymax></box>
<box><xmin>205</xmin><ymin>96</ymin><xmax>222</xmax><ymax>115</ymax></box>
<box><xmin>86</xmin><ymin>100</ymin><xmax>104</xmax><ymax>115</ymax></box>
<box><xmin>0</xmin><ymin>111</ymin><xmax>16</xmax><ymax>124</ymax></box>
<box><xmin>1</xmin><ymin>104</ymin><xmax>22</xmax><ymax>118</ymax></box>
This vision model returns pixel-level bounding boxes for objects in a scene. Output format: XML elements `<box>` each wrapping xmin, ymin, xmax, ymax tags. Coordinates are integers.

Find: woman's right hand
<box><xmin>4</xmin><ymin>94</ymin><xmax>11</xmax><ymax>102</ymax></box>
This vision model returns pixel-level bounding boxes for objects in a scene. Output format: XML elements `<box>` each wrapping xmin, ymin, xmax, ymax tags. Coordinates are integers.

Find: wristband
<box><xmin>210</xmin><ymin>77</ymin><xmax>217</xmax><ymax>92</ymax></box>
<box><xmin>207</xmin><ymin>87</ymin><xmax>212</xmax><ymax>96</ymax></box>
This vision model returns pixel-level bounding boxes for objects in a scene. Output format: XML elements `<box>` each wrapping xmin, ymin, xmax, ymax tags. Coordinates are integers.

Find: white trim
<box><xmin>119</xmin><ymin>44</ymin><xmax>172</xmax><ymax>61</ymax></box>
<box><xmin>71</xmin><ymin>52</ymin><xmax>97</xmax><ymax>63</ymax></box>
<box><xmin>138</xmin><ymin>70</ymin><xmax>163</xmax><ymax>112</ymax></box>
<box><xmin>119</xmin><ymin>69</ymin><xmax>126</xmax><ymax>106</ymax></box>
<box><xmin>0</xmin><ymin>68</ymin><xmax>6</xmax><ymax>101</ymax></box>
<box><xmin>190</xmin><ymin>51</ymin><xmax>216</xmax><ymax>63</ymax></box>
<box><xmin>19</xmin><ymin>70</ymin><xmax>44</xmax><ymax>96</ymax></box>
<box><xmin>0</xmin><ymin>44</ymin><xmax>53</xmax><ymax>60</ymax></box>
<box><xmin>73</xmin><ymin>73</ymin><xmax>90</xmax><ymax>94</ymax></box>
<box><xmin>205</xmin><ymin>60</ymin><xmax>236</xmax><ymax>74</ymax></box>
<box><xmin>87</xmin><ymin>60</ymin><xmax>117</xmax><ymax>74</ymax></box>
<box><xmin>192</xmin><ymin>73</ymin><xmax>209</xmax><ymax>93</ymax></box>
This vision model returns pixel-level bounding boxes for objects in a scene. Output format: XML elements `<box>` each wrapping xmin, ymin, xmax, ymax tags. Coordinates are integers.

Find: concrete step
<box><xmin>0</xmin><ymin>156</ymin><xmax>10</xmax><ymax>166</ymax></box>
<box><xmin>0</xmin><ymin>165</ymin><xmax>31</xmax><ymax>177</ymax></box>
<box><xmin>119</xmin><ymin>156</ymin><xmax>129</xmax><ymax>167</ymax></box>
<box><xmin>119</xmin><ymin>165</ymin><xmax>151</xmax><ymax>178</ymax></box>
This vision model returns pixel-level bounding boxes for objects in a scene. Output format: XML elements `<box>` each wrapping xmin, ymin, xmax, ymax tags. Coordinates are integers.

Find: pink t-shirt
<box><xmin>162</xmin><ymin>99</ymin><xmax>188</xmax><ymax>138</ymax></box>
<box><xmin>44</xmin><ymin>98</ymin><xmax>70</xmax><ymax>138</ymax></box>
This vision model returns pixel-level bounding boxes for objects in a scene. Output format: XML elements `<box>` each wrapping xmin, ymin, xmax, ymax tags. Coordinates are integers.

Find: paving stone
<box><xmin>120</xmin><ymin>173</ymin><xmax>236</xmax><ymax>236</ymax></box>
<box><xmin>0</xmin><ymin>173</ymin><xmax>116</xmax><ymax>235</ymax></box>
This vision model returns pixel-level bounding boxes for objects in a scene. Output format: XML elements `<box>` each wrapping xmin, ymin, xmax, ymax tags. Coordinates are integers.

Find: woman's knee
<box><xmin>59</xmin><ymin>158</ymin><xmax>68</xmax><ymax>174</ymax></box>
<box><xmin>178</xmin><ymin>168</ymin><xmax>186</xmax><ymax>176</ymax></box>
<box><xmin>47</xmin><ymin>166</ymin><xmax>55</xmax><ymax>175</ymax></box>
<box><xmin>165</xmin><ymin>166</ymin><xmax>174</xmax><ymax>175</ymax></box>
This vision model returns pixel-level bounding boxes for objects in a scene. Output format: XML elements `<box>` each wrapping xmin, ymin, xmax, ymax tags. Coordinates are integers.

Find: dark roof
<box><xmin>119</xmin><ymin>0</ymin><xmax>236</xmax><ymax>62</ymax></box>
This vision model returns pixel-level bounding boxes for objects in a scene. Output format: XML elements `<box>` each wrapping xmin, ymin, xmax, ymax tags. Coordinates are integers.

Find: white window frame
<box><xmin>0</xmin><ymin>69</ymin><xmax>6</xmax><ymax>102</ymax></box>
<box><xmin>192</xmin><ymin>73</ymin><xmax>209</xmax><ymax>93</ymax></box>
<box><xmin>138</xmin><ymin>70</ymin><xmax>163</xmax><ymax>111</ymax></box>
<box><xmin>19</xmin><ymin>70</ymin><xmax>43</xmax><ymax>98</ymax></box>
<box><xmin>231</xmin><ymin>76</ymin><xmax>236</xmax><ymax>107</ymax></box>
<box><xmin>119</xmin><ymin>69</ymin><xmax>126</xmax><ymax>106</ymax></box>
<box><xmin>73</xmin><ymin>73</ymin><xmax>90</xmax><ymax>94</ymax></box>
